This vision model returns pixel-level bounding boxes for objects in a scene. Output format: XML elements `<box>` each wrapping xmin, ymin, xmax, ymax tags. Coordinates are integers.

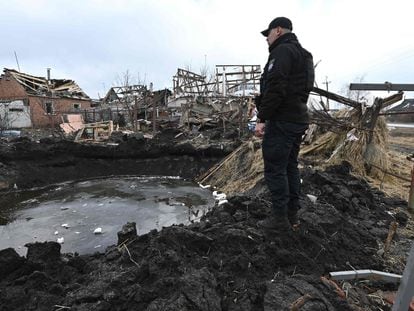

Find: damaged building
<box><xmin>102</xmin><ymin>84</ymin><xmax>172</xmax><ymax>130</ymax></box>
<box><xmin>0</xmin><ymin>68</ymin><xmax>92</xmax><ymax>128</ymax></box>
<box><xmin>169</xmin><ymin>65</ymin><xmax>261</xmax><ymax>131</ymax></box>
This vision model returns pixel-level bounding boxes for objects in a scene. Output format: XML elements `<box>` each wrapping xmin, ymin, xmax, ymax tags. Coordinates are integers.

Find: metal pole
<box><xmin>133</xmin><ymin>96</ymin><xmax>138</xmax><ymax>131</ymax></box>
<box><xmin>14</xmin><ymin>51</ymin><xmax>21</xmax><ymax>72</ymax></box>
<box><xmin>150</xmin><ymin>83</ymin><xmax>156</xmax><ymax>135</ymax></box>
<box><xmin>323</xmin><ymin>76</ymin><xmax>331</xmax><ymax>110</ymax></box>
<box><xmin>409</xmin><ymin>163</ymin><xmax>414</xmax><ymax>214</ymax></box>
<box><xmin>223</xmin><ymin>68</ymin><xmax>226</xmax><ymax>97</ymax></box>
<box><xmin>392</xmin><ymin>242</ymin><xmax>414</xmax><ymax>310</ymax></box>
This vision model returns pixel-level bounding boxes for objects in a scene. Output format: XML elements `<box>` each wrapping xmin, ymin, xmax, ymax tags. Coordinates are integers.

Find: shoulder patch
<box><xmin>268</xmin><ymin>59</ymin><xmax>275</xmax><ymax>72</ymax></box>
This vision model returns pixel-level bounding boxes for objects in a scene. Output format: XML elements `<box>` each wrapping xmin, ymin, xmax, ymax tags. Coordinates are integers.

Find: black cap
<box><xmin>261</xmin><ymin>17</ymin><xmax>292</xmax><ymax>36</ymax></box>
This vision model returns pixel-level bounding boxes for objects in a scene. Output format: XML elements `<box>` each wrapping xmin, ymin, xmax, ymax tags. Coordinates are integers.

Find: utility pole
<box><xmin>133</xmin><ymin>95</ymin><xmax>138</xmax><ymax>131</ymax></box>
<box><xmin>14</xmin><ymin>51</ymin><xmax>21</xmax><ymax>72</ymax></box>
<box><xmin>322</xmin><ymin>76</ymin><xmax>331</xmax><ymax>110</ymax></box>
<box><xmin>150</xmin><ymin>83</ymin><xmax>156</xmax><ymax>135</ymax></box>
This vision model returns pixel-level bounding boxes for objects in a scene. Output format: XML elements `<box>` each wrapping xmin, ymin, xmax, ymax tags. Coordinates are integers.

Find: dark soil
<box><xmin>0</xmin><ymin>130</ymin><xmax>411</xmax><ymax>311</ymax></box>
<box><xmin>0</xmin><ymin>128</ymin><xmax>238</xmax><ymax>190</ymax></box>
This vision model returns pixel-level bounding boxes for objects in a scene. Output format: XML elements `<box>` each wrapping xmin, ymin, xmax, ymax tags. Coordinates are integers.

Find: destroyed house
<box><xmin>103</xmin><ymin>85</ymin><xmax>172</xmax><ymax>125</ymax></box>
<box><xmin>103</xmin><ymin>85</ymin><xmax>148</xmax><ymax>107</ymax></box>
<box><xmin>0</xmin><ymin>68</ymin><xmax>92</xmax><ymax>128</ymax></box>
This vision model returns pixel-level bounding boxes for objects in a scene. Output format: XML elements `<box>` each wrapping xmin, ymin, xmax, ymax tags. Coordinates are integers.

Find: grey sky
<box><xmin>1</xmin><ymin>0</ymin><xmax>414</xmax><ymax>100</ymax></box>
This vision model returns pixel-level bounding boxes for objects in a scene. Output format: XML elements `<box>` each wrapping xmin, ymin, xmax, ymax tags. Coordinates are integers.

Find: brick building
<box><xmin>0</xmin><ymin>68</ymin><xmax>92</xmax><ymax>128</ymax></box>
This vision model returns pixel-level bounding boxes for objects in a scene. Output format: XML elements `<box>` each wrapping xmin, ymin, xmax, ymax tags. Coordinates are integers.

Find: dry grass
<box><xmin>301</xmin><ymin>112</ymin><xmax>390</xmax><ymax>179</ymax></box>
<box><xmin>302</xmin><ymin>120</ymin><xmax>412</xmax><ymax>200</ymax></box>
<box><xmin>199</xmin><ymin>139</ymin><xmax>264</xmax><ymax>195</ymax></box>
<box><xmin>198</xmin><ymin>115</ymin><xmax>412</xmax><ymax>202</ymax></box>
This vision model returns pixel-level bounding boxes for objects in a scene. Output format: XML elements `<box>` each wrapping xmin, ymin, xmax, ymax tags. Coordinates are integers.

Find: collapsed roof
<box><xmin>103</xmin><ymin>85</ymin><xmax>148</xmax><ymax>104</ymax></box>
<box><xmin>172</xmin><ymin>65</ymin><xmax>261</xmax><ymax>97</ymax></box>
<box><xmin>388</xmin><ymin>98</ymin><xmax>414</xmax><ymax>112</ymax></box>
<box><xmin>3</xmin><ymin>68</ymin><xmax>90</xmax><ymax>99</ymax></box>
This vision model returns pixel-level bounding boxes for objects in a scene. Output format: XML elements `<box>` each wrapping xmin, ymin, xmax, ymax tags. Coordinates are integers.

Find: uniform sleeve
<box><xmin>257</xmin><ymin>45</ymin><xmax>293</xmax><ymax>120</ymax></box>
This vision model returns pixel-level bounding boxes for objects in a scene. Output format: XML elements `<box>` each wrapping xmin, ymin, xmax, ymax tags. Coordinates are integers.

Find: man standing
<box><xmin>255</xmin><ymin>17</ymin><xmax>314</xmax><ymax>230</ymax></box>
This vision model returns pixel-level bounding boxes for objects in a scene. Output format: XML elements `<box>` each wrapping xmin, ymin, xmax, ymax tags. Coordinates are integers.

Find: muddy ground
<box><xmin>0</xmin><ymin>128</ymin><xmax>239</xmax><ymax>190</ymax></box>
<box><xmin>0</xmin><ymin>128</ymin><xmax>413</xmax><ymax>310</ymax></box>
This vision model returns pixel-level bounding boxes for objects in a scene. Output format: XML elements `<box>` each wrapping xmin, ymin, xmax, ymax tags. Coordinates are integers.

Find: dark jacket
<box><xmin>257</xmin><ymin>32</ymin><xmax>314</xmax><ymax>124</ymax></box>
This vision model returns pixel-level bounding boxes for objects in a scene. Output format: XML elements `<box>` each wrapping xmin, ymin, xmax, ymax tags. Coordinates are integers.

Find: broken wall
<box><xmin>29</xmin><ymin>96</ymin><xmax>92</xmax><ymax>128</ymax></box>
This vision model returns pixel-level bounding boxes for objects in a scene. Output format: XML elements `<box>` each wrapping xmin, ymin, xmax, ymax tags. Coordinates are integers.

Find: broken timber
<box><xmin>312</xmin><ymin>87</ymin><xmax>361</xmax><ymax>109</ymax></box>
<box><xmin>74</xmin><ymin>121</ymin><xmax>114</xmax><ymax>142</ymax></box>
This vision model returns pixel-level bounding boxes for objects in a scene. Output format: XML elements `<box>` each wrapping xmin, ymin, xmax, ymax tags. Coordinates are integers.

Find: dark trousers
<box><xmin>262</xmin><ymin>121</ymin><xmax>308</xmax><ymax>216</ymax></box>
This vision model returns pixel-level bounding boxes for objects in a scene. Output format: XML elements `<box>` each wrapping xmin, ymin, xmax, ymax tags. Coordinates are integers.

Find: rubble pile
<box><xmin>0</xmin><ymin>157</ymin><xmax>411</xmax><ymax>310</ymax></box>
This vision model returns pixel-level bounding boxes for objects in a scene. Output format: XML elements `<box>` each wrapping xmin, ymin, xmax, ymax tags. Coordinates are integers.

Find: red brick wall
<box><xmin>1</xmin><ymin>72</ymin><xmax>92</xmax><ymax>128</ymax></box>
<box><xmin>29</xmin><ymin>96</ymin><xmax>92</xmax><ymax>128</ymax></box>
<box><xmin>0</xmin><ymin>73</ymin><xmax>28</xmax><ymax>100</ymax></box>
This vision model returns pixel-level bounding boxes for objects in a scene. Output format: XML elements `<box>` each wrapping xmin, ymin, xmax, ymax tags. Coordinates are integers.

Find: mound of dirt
<box><xmin>0</xmin><ymin>130</ymin><xmax>239</xmax><ymax>190</ymax></box>
<box><xmin>0</xmin><ymin>164</ymin><xmax>410</xmax><ymax>310</ymax></box>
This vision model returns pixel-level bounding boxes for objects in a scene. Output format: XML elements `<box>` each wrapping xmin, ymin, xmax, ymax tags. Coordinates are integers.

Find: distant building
<box><xmin>386</xmin><ymin>98</ymin><xmax>414</xmax><ymax>123</ymax></box>
<box><xmin>0</xmin><ymin>68</ymin><xmax>92</xmax><ymax>128</ymax></box>
<box><xmin>102</xmin><ymin>85</ymin><xmax>171</xmax><ymax>125</ymax></box>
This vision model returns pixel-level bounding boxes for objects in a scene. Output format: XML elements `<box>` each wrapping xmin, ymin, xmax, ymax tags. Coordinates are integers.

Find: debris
<box><xmin>346</xmin><ymin>129</ymin><xmax>359</xmax><ymax>142</ymax></box>
<box><xmin>383</xmin><ymin>221</ymin><xmax>398</xmax><ymax>256</ymax></box>
<box><xmin>198</xmin><ymin>183</ymin><xmax>211</xmax><ymax>189</ymax></box>
<box><xmin>214</xmin><ymin>193</ymin><xmax>227</xmax><ymax>201</ymax></box>
<box><xmin>54</xmin><ymin>231</ymin><xmax>58</xmax><ymax>235</ymax></box>
<box><xmin>217</xmin><ymin>199</ymin><xmax>228</xmax><ymax>206</ymax></box>
<box><xmin>320</xmin><ymin>276</ymin><xmax>346</xmax><ymax>299</ymax></box>
<box><xmin>59</xmin><ymin>114</ymin><xmax>84</xmax><ymax>136</ymax></box>
<box><xmin>306</xmin><ymin>194</ymin><xmax>317</xmax><ymax>203</ymax></box>
<box><xmin>61</xmin><ymin>224</ymin><xmax>70</xmax><ymax>229</ymax></box>
<box><xmin>117</xmin><ymin>222</ymin><xmax>137</xmax><ymax>245</ymax></box>
<box><xmin>74</xmin><ymin>121</ymin><xmax>114</xmax><ymax>142</ymax></box>
<box><xmin>56</xmin><ymin>237</ymin><xmax>64</xmax><ymax>244</ymax></box>
<box><xmin>93</xmin><ymin>227</ymin><xmax>103</xmax><ymax>234</ymax></box>
<box><xmin>290</xmin><ymin>294</ymin><xmax>312</xmax><ymax>311</ymax></box>
<box><xmin>329</xmin><ymin>269</ymin><xmax>402</xmax><ymax>283</ymax></box>
<box><xmin>302</xmin><ymin>91</ymin><xmax>404</xmax><ymax>180</ymax></box>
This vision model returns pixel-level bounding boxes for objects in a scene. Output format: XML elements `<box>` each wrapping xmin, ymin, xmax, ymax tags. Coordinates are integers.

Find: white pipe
<box><xmin>329</xmin><ymin>270</ymin><xmax>401</xmax><ymax>283</ymax></box>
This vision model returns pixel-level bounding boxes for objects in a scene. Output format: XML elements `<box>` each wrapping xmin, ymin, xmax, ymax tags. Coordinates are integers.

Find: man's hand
<box><xmin>254</xmin><ymin>122</ymin><xmax>265</xmax><ymax>138</ymax></box>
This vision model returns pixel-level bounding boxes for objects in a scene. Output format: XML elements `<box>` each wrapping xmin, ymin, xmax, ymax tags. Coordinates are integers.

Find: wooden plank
<box><xmin>312</xmin><ymin>87</ymin><xmax>361</xmax><ymax>109</ymax></box>
<box><xmin>382</xmin><ymin>92</ymin><xmax>404</xmax><ymax>109</ymax></box>
<box><xmin>303</xmin><ymin>124</ymin><xmax>318</xmax><ymax>144</ymax></box>
<box><xmin>384</xmin><ymin>221</ymin><xmax>398</xmax><ymax>256</ymax></box>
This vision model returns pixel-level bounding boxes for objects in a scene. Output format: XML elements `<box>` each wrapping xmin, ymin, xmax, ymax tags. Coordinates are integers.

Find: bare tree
<box><xmin>341</xmin><ymin>75</ymin><xmax>371</xmax><ymax>104</ymax></box>
<box><xmin>113</xmin><ymin>70</ymin><xmax>148</xmax><ymax>131</ymax></box>
<box><xmin>0</xmin><ymin>103</ymin><xmax>20</xmax><ymax>133</ymax></box>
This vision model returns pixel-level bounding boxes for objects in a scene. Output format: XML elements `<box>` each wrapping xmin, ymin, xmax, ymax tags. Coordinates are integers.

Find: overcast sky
<box><xmin>1</xmin><ymin>0</ymin><xmax>413</xmax><ymax>100</ymax></box>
